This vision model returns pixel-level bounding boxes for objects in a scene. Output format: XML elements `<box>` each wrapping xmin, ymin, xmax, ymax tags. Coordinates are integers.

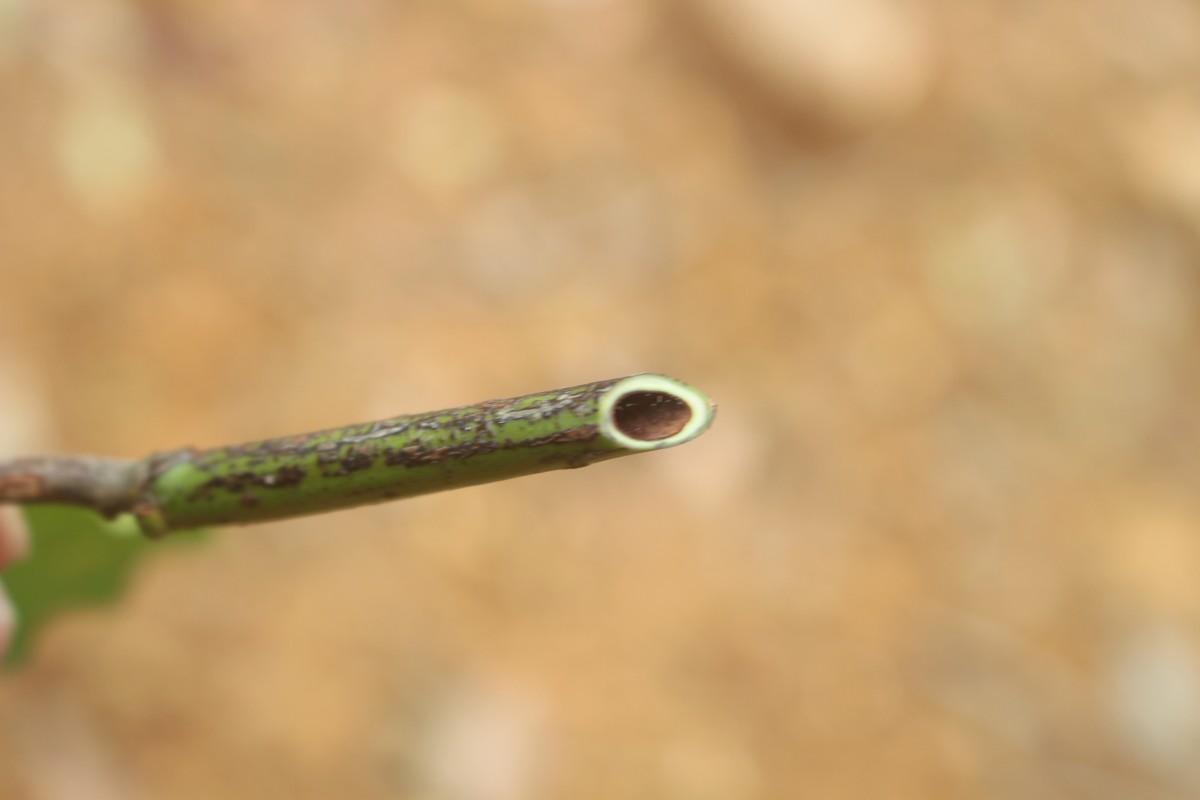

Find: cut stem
<box><xmin>0</xmin><ymin>374</ymin><xmax>715</xmax><ymax>537</ymax></box>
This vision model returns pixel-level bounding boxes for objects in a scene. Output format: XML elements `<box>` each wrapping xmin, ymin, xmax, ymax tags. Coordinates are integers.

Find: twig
<box><xmin>0</xmin><ymin>374</ymin><xmax>715</xmax><ymax>537</ymax></box>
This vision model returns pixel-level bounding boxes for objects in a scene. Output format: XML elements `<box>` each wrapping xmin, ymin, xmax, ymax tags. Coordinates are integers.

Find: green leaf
<box><xmin>3</xmin><ymin>505</ymin><xmax>207</xmax><ymax>668</ymax></box>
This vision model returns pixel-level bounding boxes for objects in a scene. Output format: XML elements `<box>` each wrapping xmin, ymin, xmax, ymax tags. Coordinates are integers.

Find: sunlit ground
<box><xmin>2</xmin><ymin>1</ymin><xmax>1200</xmax><ymax>797</ymax></box>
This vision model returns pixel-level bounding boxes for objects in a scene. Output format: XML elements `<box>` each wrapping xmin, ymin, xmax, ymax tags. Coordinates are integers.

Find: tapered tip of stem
<box><xmin>599</xmin><ymin>374</ymin><xmax>715</xmax><ymax>451</ymax></box>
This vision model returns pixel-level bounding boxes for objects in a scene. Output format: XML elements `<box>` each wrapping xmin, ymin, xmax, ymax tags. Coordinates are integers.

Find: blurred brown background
<box><xmin>3</xmin><ymin>0</ymin><xmax>1200</xmax><ymax>797</ymax></box>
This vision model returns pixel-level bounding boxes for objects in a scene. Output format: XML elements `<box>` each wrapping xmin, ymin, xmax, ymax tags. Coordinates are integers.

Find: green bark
<box><xmin>0</xmin><ymin>374</ymin><xmax>715</xmax><ymax>537</ymax></box>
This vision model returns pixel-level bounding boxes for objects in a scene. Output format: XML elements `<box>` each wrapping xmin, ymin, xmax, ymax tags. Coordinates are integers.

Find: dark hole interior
<box><xmin>612</xmin><ymin>391</ymin><xmax>693</xmax><ymax>441</ymax></box>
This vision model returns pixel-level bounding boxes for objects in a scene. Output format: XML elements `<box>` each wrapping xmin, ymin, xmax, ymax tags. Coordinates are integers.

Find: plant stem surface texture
<box><xmin>0</xmin><ymin>374</ymin><xmax>715</xmax><ymax>536</ymax></box>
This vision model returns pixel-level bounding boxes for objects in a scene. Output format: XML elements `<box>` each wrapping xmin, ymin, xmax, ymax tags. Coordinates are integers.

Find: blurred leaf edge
<box><xmin>3</xmin><ymin>505</ymin><xmax>208</xmax><ymax>669</ymax></box>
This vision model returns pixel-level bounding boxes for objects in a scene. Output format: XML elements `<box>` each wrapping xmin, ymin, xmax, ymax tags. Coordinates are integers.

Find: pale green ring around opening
<box><xmin>597</xmin><ymin>374</ymin><xmax>716</xmax><ymax>452</ymax></box>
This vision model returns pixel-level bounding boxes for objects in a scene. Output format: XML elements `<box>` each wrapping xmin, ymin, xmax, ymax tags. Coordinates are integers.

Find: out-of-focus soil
<box><xmin>3</xmin><ymin>0</ymin><xmax>1200</xmax><ymax>797</ymax></box>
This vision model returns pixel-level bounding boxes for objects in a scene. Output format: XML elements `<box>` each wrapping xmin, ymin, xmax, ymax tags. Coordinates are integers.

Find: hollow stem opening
<box><xmin>612</xmin><ymin>391</ymin><xmax>693</xmax><ymax>441</ymax></box>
